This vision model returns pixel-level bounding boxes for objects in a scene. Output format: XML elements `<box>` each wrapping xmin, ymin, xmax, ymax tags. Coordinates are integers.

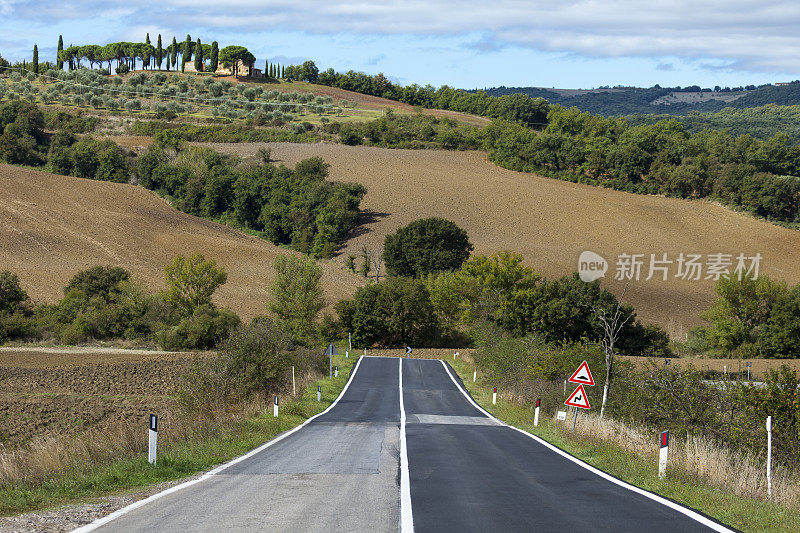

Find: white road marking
<box><xmin>72</xmin><ymin>356</ymin><xmax>367</xmax><ymax>533</ymax></box>
<box><xmin>399</xmin><ymin>358</ymin><xmax>414</xmax><ymax>532</ymax></box>
<box><xmin>439</xmin><ymin>360</ymin><xmax>735</xmax><ymax>533</ymax></box>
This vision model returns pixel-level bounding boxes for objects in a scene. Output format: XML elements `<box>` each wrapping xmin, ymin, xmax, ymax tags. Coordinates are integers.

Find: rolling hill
<box><xmin>0</xmin><ymin>164</ymin><xmax>364</xmax><ymax>319</ymax></box>
<box><xmin>200</xmin><ymin>142</ymin><xmax>800</xmax><ymax>336</ymax></box>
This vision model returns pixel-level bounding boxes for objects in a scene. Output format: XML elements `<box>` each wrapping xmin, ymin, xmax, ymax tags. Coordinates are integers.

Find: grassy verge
<box><xmin>0</xmin><ymin>348</ymin><xmax>356</xmax><ymax>517</ymax></box>
<box><xmin>443</xmin><ymin>354</ymin><xmax>800</xmax><ymax>533</ymax></box>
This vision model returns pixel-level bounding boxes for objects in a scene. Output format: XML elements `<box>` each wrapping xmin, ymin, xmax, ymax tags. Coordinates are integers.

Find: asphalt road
<box><xmin>81</xmin><ymin>356</ymin><xmax>730</xmax><ymax>532</ymax></box>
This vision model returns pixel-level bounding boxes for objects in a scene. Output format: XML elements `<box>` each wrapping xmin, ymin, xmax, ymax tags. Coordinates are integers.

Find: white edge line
<box><xmin>438</xmin><ymin>360</ymin><xmax>735</xmax><ymax>533</ymax></box>
<box><xmin>72</xmin><ymin>356</ymin><xmax>366</xmax><ymax>533</ymax></box>
<box><xmin>399</xmin><ymin>358</ymin><xmax>414</xmax><ymax>532</ymax></box>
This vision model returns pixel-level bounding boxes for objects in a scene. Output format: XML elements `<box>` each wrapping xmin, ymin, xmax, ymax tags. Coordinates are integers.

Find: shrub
<box><xmin>156</xmin><ymin>305</ymin><xmax>240</xmax><ymax>350</ymax></box>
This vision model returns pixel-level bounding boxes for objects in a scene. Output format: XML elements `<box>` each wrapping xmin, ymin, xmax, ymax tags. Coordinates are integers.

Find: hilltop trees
<box><xmin>57</xmin><ymin>35</ymin><xmax>63</xmax><ymax>69</ymax></box>
<box><xmin>194</xmin><ymin>38</ymin><xmax>203</xmax><ymax>72</ymax></box>
<box><xmin>219</xmin><ymin>45</ymin><xmax>255</xmax><ymax>77</ymax></box>
<box><xmin>209</xmin><ymin>41</ymin><xmax>218</xmax><ymax>72</ymax></box>
<box><xmin>156</xmin><ymin>34</ymin><xmax>163</xmax><ymax>69</ymax></box>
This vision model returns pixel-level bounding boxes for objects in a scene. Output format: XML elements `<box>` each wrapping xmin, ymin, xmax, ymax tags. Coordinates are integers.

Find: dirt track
<box><xmin>0</xmin><ymin>164</ymin><xmax>364</xmax><ymax>319</ymax></box>
<box><xmin>201</xmin><ymin>142</ymin><xmax>800</xmax><ymax>332</ymax></box>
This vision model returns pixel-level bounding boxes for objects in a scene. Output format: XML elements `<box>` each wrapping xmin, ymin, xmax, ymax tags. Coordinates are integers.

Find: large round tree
<box><xmin>383</xmin><ymin>217</ymin><xmax>473</xmax><ymax>277</ymax></box>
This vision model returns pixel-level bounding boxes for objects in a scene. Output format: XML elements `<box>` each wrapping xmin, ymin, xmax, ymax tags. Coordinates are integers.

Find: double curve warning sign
<box><xmin>565</xmin><ymin>361</ymin><xmax>595</xmax><ymax>410</ymax></box>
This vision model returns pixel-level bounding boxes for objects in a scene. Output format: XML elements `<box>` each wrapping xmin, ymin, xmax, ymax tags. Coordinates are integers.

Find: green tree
<box><xmin>209</xmin><ymin>41</ymin><xmax>218</xmax><ymax>72</ymax></box>
<box><xmin>383</xmin><ymin>217</ymin><xmax>473</xmax><ymax>277</ymax></box>
<box><xmin>268</xmin><ymin>254</ymin><xmax>325</xmax><ymax>342</ymax></box>
<box><xmin>156</xmin><ymin>34</ymin><xmax>163</xmax><ymax>69</ymax></box>
<box><xmin>194</xmin><ymin>38</ymin><xmax>203</xmax><ymax>72</ymax></box>
<box><xmin>144</xmin><ymin>33</ymin><xmax>151</xmax><ymax>69</ymax></box>
<box><xmin>181</xmin><ymin>34</ymin><xmax>191</xmax><ymax>72</ymax></box>
<box><xmin>162</xmin><ymin>253</ymin><xmax>227</xmax><ymax>316</ymax></box>
<box><xmin>758</xmin><ymin>285</ymin><xmax>800</xmax><ymax>358</ymax></box>
<box><xmin>57</xmin><ymin>35</ymin><xmax>64</xmax><ymax>70</ymax></box>
<box><xmin>32</xmin><ymin>44</ymin><xmax>38</xmax><ymax>74</ymax></box>
<box><xmin>339</xmin><ymin>277</ymin><xmax>441</xmax><ymax>347</ymax></box>
<box><xmin>0</xmin><ymin>271</ymin><xmax>29</xmax><ymax>315</ymax></box>
<box><xmin>170</xmin><ymin>37</ymin><xmax>178</xmax><ymax>71</ymax></box>
<box><xmin>702</xmin><ymin>274</ymin><xmax>784</xmax><ymax>355</ymax></box>
<box><xmin>219</xmin><ymin>45</ymin><xmax>255</xmax><ymax>77</ymax></box>
<box><xmin>64</xmin><ymin>266</ymin><xmax>130</xmax><ymax>302</ymax></box>
<box><xmin>299</xmin><ymin>60</ymin><xmax>318</xmax><ymax>83</ymax></box>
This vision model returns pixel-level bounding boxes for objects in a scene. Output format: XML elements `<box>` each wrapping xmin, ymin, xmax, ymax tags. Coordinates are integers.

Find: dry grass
<box><xmin>0</xmin><ymin>164</ymin><xmax>364</xmax><ymax>320</ymax></box>
<box><xmin>568</xmin><ymin>412</ymin><xmax>800</xmax><ymax>508</ymax></box>
<box><xmin>200</xmin><ymin>142</ymin><xmax>800</xmax><ymax>331</ymax></box>
<box><xmin>621</xmin><ymin>355</ymin><xmax>800</xmax><ymax>380</ymax></box>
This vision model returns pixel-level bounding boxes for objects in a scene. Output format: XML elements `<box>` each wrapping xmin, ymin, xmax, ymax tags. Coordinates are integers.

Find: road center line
<box><xmin>438</xmin><ymin>360</ymin><xmax>734</xmax><ymax>533</ymax></box>
<box><xmin>399</xmin><ymin>358</ymin><xmax>414</xmax><ymax>532</ymax></box>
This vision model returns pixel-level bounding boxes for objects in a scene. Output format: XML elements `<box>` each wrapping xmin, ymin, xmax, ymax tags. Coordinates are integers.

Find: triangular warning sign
<box><xmin>568</xmin><ymin>360</ymin><xmax>595</xmax><ymax>386</ymax></box>
<box><xmin>565</xmin><ymin>384</ymin><xmax>591</xmax><ymax>410</ymax></box>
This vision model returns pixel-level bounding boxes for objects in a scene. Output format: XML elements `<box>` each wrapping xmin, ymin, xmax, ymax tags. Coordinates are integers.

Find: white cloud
<box><xmin>2</xmin><ymin>1</ymin><xmax>799</xmax><ymax>74</ymax></box>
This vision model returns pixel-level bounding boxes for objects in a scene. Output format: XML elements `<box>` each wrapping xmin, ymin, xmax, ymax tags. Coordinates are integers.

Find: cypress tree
<box><xmin>194</xmin><ymin>38</ymin><xmax>203</xmax><ymax>72</ymax></box>
<box><xmin>182</xmin><ymin>34</ymin><xmax>191</xmax><ymax>73</ymax></box>
<box><xmin>210</xmin><ymin>41</ymin><xmax>218</xmax><ymax>72</ymax></box>
<box><xmin>265</xmin><ymin>59</ymin><xmax>269</xmax><ymax>77</ymax></box>
<box><xmin>32</xmin><ymin>45</ymin><xmax>38</xmax><ymax>74</ymax></box>
<box><xmin>281</xmin><ymin>65</ymin><xmax>285</xmax><ymax>78</ymax></box>
<box><xmin>156</xmin><ymin>34</ymin><xmax>163</xmax><ymax>70</ymax></box>
<box><xmin>171</xmin><ymin>37</ymin><xmax>178</xmax><ymax>72</ymax></box>
<box><xmin>57</xmin><ymin>35</ymin><xmax>64</xmax><ymax>70</ymax></box>
<box><xmin>143</xmin><ymin>33</ymin><xmax>150</xmax><ymax>69</ymax></box>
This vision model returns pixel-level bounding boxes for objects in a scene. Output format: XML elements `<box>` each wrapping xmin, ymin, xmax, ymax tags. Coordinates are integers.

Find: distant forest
<box><xmin>480</xmin><ymin>83</ymin><xmax>800</xmax><ymax>117</ymax></box>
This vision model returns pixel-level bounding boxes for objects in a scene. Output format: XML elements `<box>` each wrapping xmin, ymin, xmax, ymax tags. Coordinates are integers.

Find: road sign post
<box><xmin>325</xmin><ymin>343</ymin><xmax>339</xmax><ymax>378</ymax></box>
<box><xmin>534</xmin><ymin>398</ymin><xmax>541</xmax><ymax>427</ymax></box>
<box><xmin>292</xmin><ymin>366</ymin><xmax>296</xmax><ymax>396</ymax></box>
<box><xmin>148</xmin><ymin>414</ymin><xmax>157</xmax><ymax>465</ymax></box>
<box><xmin>767</xmin><ymin>416</ymin><xmax>773</xmax><ymax>498</ymax></box>
<box><xmin>274</xmin><ymin>395</ymin><xmax>279</xmax><ymax>417</ymax></box>
<box><xmin>658</xmin><ymin>431</ymin><xmax>669</xmax><ymax>479</ymax></box>
<box><xmin>565</xmin><ymin>361</ymin><xmax>594</xmax><ymax>430</ymax></box>
<box><xmin>406</xmin><ymin>346</ymin><xmax>412</xmax><ymax>357</ymax></box>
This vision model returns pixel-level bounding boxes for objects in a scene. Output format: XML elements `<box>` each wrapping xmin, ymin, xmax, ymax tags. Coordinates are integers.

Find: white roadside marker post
<box><xmin>724</xmin><ymin>365</ymin><xmax>727</xmax><ymax>379</ymax></box>
<box><xmin>767</xmin><ymin>416</ymin><xmax>773</xmax><ymax>498</ymax></box>
<box><xmin>364</xmin><ymin>347</ymin><xmax>367</xmax><ymax>356</ymax></box>
<box><xmin>473</xmin><ymin>367</ymin><xmax>477</xmax><ymax>383</ymax></box>
<box><xmin>349</xmin><ymin>332</ymin><xmax>352</xmax><ymax>352</ymax></box>
<box><xmin>747</xmin><ymin>361</ymin><xmax>752</xmax><ymax>382</ymax></box>
<box><xmin>658</xmin><ymin>430</ymin><xmax>669</xmax><ymax>479</ymax></box>
<box><xmin>492</xmin><ymin>386</ymin><xmax>497</xmax><ymax>405</ymax></box>
<box><xmin>148</xmin><ymin>414</ymin><xmax>157</xmax><ymax>465</ymax></box>
<box><xmin>274</xmin><ymin>395</ymin><xmax>279</xmax><ymax>417</ymax></box>
<box><xmin>564</xmin><ymin>379</ymin><xmax>566</xmax><ymax>394</ymax></box>
<box><xmin>534</xmin><ymin>398</ymin><xmax>541</xmax><ymax>427</ymax></box>
<box><xmin>317</xmin><ymin>386</ymin><xmax>321</xmax><ymax>402</ymax></box>
<box><xmin>346</xmin><ymin>349</ymin><xmax>349</xmax><ymax>359</ymax></box>
<box><xmin>335</xmin><ymin>365</ymin><xmax>338</xmax><ymax>378</ymax></box>
<box><xmin>292</xmin><ymin>366</ymin><xmax>296</xmax><ymax>396</ymax></box>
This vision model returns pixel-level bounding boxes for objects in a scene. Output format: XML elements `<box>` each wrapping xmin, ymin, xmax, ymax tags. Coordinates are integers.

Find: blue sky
<box><xmin>1</xmin><ymin>1</ymin><xmax>798</xmax><ymax>89</ymax></box>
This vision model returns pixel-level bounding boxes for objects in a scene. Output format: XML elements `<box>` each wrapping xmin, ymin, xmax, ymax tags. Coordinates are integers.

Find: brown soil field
<box><xmin>200</xmin><ymin>142</ymin><xmax>800</xmax><ymax>333</ymax></box>
<box><xmin>621</xmin><ymin>355</ymin><xmax>800</xmax><ymax>380</ymax></box>
<box><xmin>0</xmin><ymin>164</ymin><xmax>364</xmax><ymax>318</ymax></box>
<box><xmin>0</xmin><ymin>348</ymin><xmax>203</xmax><ymax>446</ymax></box>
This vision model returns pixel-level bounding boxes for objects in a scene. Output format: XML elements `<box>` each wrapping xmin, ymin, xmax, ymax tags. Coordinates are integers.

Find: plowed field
<box><xmin>0</xmin><ymin>164</ymin><xmax>364</xmax><ymax>319</ymax></box>
<box><xmin>200</xmin><ymin>142</ymin><xmax>800</xmax><ymax>332</ymax></box>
